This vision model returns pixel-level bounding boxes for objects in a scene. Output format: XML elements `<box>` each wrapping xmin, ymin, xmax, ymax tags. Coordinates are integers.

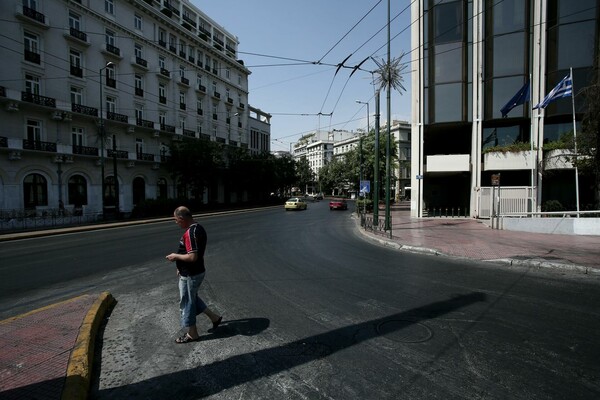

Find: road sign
<box><xmin>491</xmin><ymin>173</ymin><xmax>501</xmax><ymax>186</ymax></box>
<box><xmin>360</xmin><ymin>180</ymin><xmax>370</xmax><ymax>193</ymax></box>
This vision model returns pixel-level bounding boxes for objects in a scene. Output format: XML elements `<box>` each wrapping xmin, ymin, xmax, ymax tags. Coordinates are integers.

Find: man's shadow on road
<box><xmin>94</xmin><ymin>292</ymin><xmax>486</xmax><ymax>399</ymax></box>
<box><xmin>200</xmin><ymin>317</ymin><xmax>270</xmax><ymax>341</ymax></box>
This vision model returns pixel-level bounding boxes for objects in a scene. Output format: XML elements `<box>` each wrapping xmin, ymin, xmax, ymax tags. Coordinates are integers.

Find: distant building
<box><xmin>0</xmin><ymin>0</ymin><xmax>269</xmax><ymax>215</ymax></box>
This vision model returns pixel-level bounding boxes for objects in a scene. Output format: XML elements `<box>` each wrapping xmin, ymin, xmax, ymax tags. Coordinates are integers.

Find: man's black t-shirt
<box><xmin>176</xmin><ymin>223</ymin><xmax>207</xmax><ymax>276</ymax></box>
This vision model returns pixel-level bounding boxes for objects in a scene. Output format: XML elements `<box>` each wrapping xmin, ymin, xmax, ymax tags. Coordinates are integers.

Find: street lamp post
<box><xmin>99</xmin><ymin>61</ymin><xmax>113</xmax><ymax>219</ymax></box>
<box><xmin>355</xmin><ymin>100</ymin><xmax>370</xmax><ymax>223</ymax></box>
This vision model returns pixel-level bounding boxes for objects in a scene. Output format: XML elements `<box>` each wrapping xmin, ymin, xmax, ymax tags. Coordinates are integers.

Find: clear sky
<box><xmin>192</xmin><ymin>0</ymin><xmax>412</xmax><ymax>152</ymax></box>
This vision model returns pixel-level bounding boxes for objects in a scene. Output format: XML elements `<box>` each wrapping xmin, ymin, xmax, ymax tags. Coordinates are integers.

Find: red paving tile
<box><xmin>0</xmin><ymin>295</ymin><xmax>95</xmax><ymax>398</ymax></box>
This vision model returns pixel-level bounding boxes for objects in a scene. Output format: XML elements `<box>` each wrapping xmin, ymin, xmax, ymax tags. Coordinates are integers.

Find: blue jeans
<box><xmin>178</xmin><ymin>272</ymin><xmax>207</xmax><ymax>328</ymax></box>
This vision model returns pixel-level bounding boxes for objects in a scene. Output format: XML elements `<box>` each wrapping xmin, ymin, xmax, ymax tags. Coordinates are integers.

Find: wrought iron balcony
<box><xmin>107</xmin><ymin>149</ymin><xmax>128</xmax><ymax>159</ymax></box>
<box><xmin>136</xmin><ymin>152</ymin><xmax>155</xmax><ymax>161</ymax></box>
<box><xmin>23</xmin><ymin>139</ymin><xmax>56</xmax><ymax>152</ymax></box>
<box><xmin>136</xmin><ymin>118</ymin><xmax>154</xmax><ymax>128</ymax></box>
<box><xmin>71</xmin><ymin>103</ymin><xmax>98</xmax><ymax>117</ymax></box>
<box><xmin>69</xmin><ymin>27</ymin><xmax>87</xmax><ymax>42</ymax></box>
<box><xmin>106</xmin><ymin>43</ymin><xmax>121</xmax><ymax>57</ymax></box>
<box><xmin>179</xmin><ymin>103</ymin><xmax>186</xmax><ymax>110</ymax></box>
<box><xmin>159</xmin><ymin>96</ymin><xmax>167</xmax><ymax>104</ymax></box>
<box><xmin>183</xmin><ymin>129</ymin><xmax>195</xmax><ymax>137</ymax></box>
<box><xmin>135</xmin><ymin>56</ymin><xmax>148</xmax><ymax>67</ymax></box>
<box><xmin>22</xmin><ymin>92</ymin><xmax>56</xmax><ymax>107</ymax></box>
<box><xmin>72</xmin><ymin>145</ymin><xmax>98</xmax><ymax>156</ymax></box>
<box><xmin>135</xmin><ymin>87</ymin><xmax>144</xmax><ymax>97</ymax></box>
<box><xmin>107</xmin><ymin>111</ymin><xmax>128</xmax><ymax>123</ymax></box>
<box><xmin>23</xmin><ymin>6</ymin><xmax>45</xmax><ymax>24</ymax></box>
<box><xmin>24</xmin><ymin>50</ymin><xmax>41</xmax><ymax>64</ymax></box>
<box><xmin>160</xmin><ymin>124</ymin><xmax>176</xmax><ymax>133</ymax></box>
<box><xmin>70</xmin><ymin>65</ymin><xmax>83</xmax><ymax>77</ymax></box>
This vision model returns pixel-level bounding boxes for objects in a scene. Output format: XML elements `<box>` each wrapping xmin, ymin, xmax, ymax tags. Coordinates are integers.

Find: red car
<box><xmin>329</xmin><ymin>199</ymin><xmax>348</xmax><ymax>210</ymax></box>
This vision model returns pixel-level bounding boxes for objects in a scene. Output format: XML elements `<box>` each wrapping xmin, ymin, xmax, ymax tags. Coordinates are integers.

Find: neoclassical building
<box><xmin>410</xmin><ymin>0</ymin><xmax>598</xmax><ymax>218</ymax></box>
<box><xmin>0</xmin><ymin>0</ymin><xmax>270</xmax><ymax>216</ymax></box>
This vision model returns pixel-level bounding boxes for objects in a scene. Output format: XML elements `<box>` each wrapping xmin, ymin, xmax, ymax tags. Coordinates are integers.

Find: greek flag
<box><xmin>533</xmin><ymin>73</ymin><xmax>573</xmax><ymax>109</ymax></box>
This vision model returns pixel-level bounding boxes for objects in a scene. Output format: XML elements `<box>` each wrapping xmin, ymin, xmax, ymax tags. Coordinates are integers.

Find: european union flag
<box><xmin>500</xmin><ymin>81</ymin><xmax>530</xmax><ymax>117</ymax></box>
<box><xmin>533</xmin><ymin>73</ymin><xmax>572</xmax><ymax>109</ymax></box>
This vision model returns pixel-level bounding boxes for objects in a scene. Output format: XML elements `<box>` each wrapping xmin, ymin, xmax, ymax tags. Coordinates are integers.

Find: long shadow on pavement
<box><xmin>95</xmin><ymin>292</ymin><xmax>486</xmax><ymax>399</ymax></box>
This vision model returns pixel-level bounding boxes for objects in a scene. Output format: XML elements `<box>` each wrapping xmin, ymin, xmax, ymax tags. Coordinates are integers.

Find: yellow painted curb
<box><xmin>61</xmin><ymin>291</ymin><xmax>116</xmax><ymax>400</ymax></box>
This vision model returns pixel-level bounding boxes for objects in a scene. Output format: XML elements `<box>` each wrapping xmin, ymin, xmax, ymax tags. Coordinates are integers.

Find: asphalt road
<box><xmin>2</xmin><ymin>201</ymin><xmax>600</xmax><ymax>399</ymax></box>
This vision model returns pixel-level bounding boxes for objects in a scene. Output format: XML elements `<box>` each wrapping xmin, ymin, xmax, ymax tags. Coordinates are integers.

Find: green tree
<box><xmin>166</xmin><ymin>139</ymin><xmax>223</xmax><ymax>201</ymax></box>
<box><xmin>295</xmin><ymin>156</ymin><xmax>313</xmax><ymax>192</ymax></box>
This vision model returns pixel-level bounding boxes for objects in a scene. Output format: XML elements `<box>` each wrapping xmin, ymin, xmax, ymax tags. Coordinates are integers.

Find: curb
<box><xmin>61</xmin><ymin>291</ymin><xmax>116</xmax><ymax>400</ymax></box>
<box><xmin>354</xmin><ymin>219</ymin><xmax>600</xmax><ymax>275</ymax></box>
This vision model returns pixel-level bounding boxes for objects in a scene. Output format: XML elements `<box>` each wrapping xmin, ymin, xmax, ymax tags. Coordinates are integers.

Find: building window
<box><xmin>24</xmin><ymin>31</ymin><xmax>40</xmax><ymax>63</ymax></box>
<box><xmin>106</xmin><ymin>96</ymin><xmax>116</xmax><ymax>113</ymax></box>
<box><xmin>26</xmin><ymin>119</ymin><xmax>41</xmax><ymax>141</ymax></box>
<box><xmin>25</xmin><ymin>73</ymin><xmax>40</xmax><ymax>94</ymax></box>
<box><xmin>105</xmin><ymin>0</ymin><xmax>114</xmax><ymax>15</ymax></box>
<box><xmin>159</xmin><ymin>83</ymin><xmax>166</xmax><ymax>104</ymax></box>
<box><xmin>23</xmin><ymin>173</ymin><xmax>48</xmax><ymax>209</ymax></box>
<box><xmin>105</xmin><ymin>29</ymin><xmax>116</xmax><ymax>46</ymax></box>
<box><xmin>135</xmin><ymin>106</ymin><xmax>144</xmax><ymax>121</ymax></box>
<box><xmin>72</xmin><ymin>126</ymin><xmax>84</xmax><ymax>146</ymax></box>
<box><xmin>134</xmin><ymin>13</ymin><xmax>142</xmax><ymax>30</ymax></box>
<box><xmin>134</xmin><ymin>44</ymin><xmax>143</xmax><ymax>59</ymax></box>
<box><xmin>159</xmin><ymin>112</ymin><xmax>166</xmax><ymax>126</ymax></box>
<box><xmin>158</xmin><ymin>28</ymin><xmax>167</xmax><ymax>47</ymax></box>
<box><xmin>68</xmin><ymin>175</ymin><xmax>88</xmax><ymax>206</ymax></box>
<box><xmin>159</xmin><ymin>56</ymin><xmax>165</xmax><ymax>69</ymax></box>
<box><xmin>70</xmin><ymin>86</ymin><xmax>82</xmax><ymax>104</ymax></box>
<box><xmin>225</xmin><ymin>68</ymin><xmax>230</xmax><ymax>80</ymax></box>
<box><xmin>69</xmin><ymin>49</ymin><xmax>83</xmax><ymax>77</ymax></box>
<box><xmin>69</xmin><ymin>11</ymin><xmax>81</xmax><ymax>30</ymax></box>
<box><xmin>134</xmin><ymin>74</ymin><xmax>143</xmax><ymax>96</ymax></box>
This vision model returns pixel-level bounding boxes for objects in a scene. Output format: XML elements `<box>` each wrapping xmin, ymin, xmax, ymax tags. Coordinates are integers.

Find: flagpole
<box><xmin>570</xmin><ymin>67</ymin><xmax>580</xmax><ymax>216</ymax></box>
<box><xmin>529</xmin><ymin>74</ymin><xmax>535</xmax><ymax>213</ymax></box>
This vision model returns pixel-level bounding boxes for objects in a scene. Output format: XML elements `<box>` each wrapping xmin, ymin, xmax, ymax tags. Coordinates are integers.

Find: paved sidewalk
<box><xmin>0</xmin><ymin>293</ymin><xmax>114</xmax><ymax>400</ymax></box>
<box><xmin>358</xmin><ymin>203</ymin><xmax>600</xmax><ymax>273</ymax></box>
<box><xmin>0</xmin><ymin>205</ymin><xmax>598</xmax><ymax>400</ymax></box>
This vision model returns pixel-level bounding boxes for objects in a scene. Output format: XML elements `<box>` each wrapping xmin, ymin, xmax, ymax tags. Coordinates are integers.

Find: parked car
<box><xmin>315</xmin><ymin>193</ymin><xmax>324</xmax><ymax>200</ymax></box>
<box><xmin>285</xmin><ymin>197</ymin><xmax>308</xmax><ymax>211</ymax></box>
<box><xmin>329</xmin><ymin>198</ymin><xmax>348</xmax><ymax>210</ymax></box>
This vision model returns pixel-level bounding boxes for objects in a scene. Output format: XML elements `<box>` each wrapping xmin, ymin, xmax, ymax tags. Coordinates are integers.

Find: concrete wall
<box><xmin>501</xmin><ymin>218</ymin><xmax>600</xmax><ymax>236</ymax></box>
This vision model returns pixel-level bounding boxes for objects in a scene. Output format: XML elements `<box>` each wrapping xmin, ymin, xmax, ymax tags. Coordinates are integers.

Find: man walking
<box><xmin>166</xmin><ymin>206</ymin><xmax>222</xmax><ymax>343</ymax></box>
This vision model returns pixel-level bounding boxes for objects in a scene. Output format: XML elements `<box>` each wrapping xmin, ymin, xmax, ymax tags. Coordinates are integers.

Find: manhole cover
<box><xmin>376</xmin><ymin>319</ymin><xmax>433</xmax><ymax>343</ymax></box>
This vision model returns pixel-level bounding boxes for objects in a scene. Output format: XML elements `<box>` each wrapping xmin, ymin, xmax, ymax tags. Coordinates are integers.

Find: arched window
<box><xmin>68</xmin><ymin>174</ymin><xmax>88</xmax><ymax>206</ymax></box>
<box><xmin>157</xmin><ymin>178</ymin><xmax>168</xmax><ymax>200</ymax></box>
<box><xmin>133</xmin><ymin>177</ymin><xmax>145</xmax><ymax>205</ymax></box>
<box><xmin>23</xmin><ymin>173</ymin><xmax>47</xmax><ymax>209</ymax></box>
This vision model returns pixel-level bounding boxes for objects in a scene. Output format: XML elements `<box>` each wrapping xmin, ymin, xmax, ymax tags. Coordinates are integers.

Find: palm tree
<box><xmin>372</xmin><ymin>53</ymin><xmax>407</xmax><ymax>230</ymax></box>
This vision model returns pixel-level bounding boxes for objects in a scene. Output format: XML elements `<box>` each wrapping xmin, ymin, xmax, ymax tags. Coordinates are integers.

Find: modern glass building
<box><xmin>410</xmin><ymin>0</ymin><xmax>599</xmax><ymax>218</ymax></box>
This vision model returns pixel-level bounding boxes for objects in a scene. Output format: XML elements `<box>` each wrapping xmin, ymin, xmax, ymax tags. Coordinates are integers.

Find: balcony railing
<box><xmin>71</xmin><ymin>103</ymin><xmax>98</xmax><ymax>117</ymax></box>
<box><xmin>24</xmin><ymin>50</ymin><xmax>41</xmax><ymax>64</ymax></box>
<box><xmin>159</xmin><ymin>96</ymin><xmax>167</xmax><ymax>104</ymax></box>
<box><xmin>22</xmin><ymin>92</ymin><xmax>56</xmax><ymax>107</ymax></box>
<box><xmin>23</xmin><ymin>6</ymin><xmax>45</xmax><ymax>24</ymax></box>
<box><xmin>159</xmin><ymin>68</ymin><xmax>170</xmax><ymax>78</ymax></box>
<box><xmin>182</xmin><ymin>14</ymin><xmax>197</xmax><ymax>27</ymax></box>
<box><xmin>106</xmin><ymin>77</ymin><xmax>116</xmax><ymax>88</ymax></box>
<box><xmin>106</xmin><ymin>43</ymin><xmax>121</xmax><ymax>56</ymax></box>
<box><xmin>136</xmin><ymin>152</ymin><xmax>155</xmax><ymax>161</ymax></box>
<box><xmin>213</xmin><ymin>91</ymin><xmax>221</xmax><ymax>99</ymax></box>
<box><xmin>23</xmin><ymin>139</ymin><xmax>56</xmax><ymax>152</ymax></box>
<box><xmin>70</xmin><ymin>65</ymin><xmax>83</xmax><ymax>77</ymax></box>
<box><xmin>179</xmin><ymin>103</ymin><xmax>186</xmax><ymax>110</ymax></box>
<box><xmin>160</xmin><ymin>124</ymin><xmax>176</xmax><ymax>133</ymax></box>
<box><xmin>188</xmin><ymin>56</ymin><xmax>195</xmax><ymax>63</ymax></box>
<box><xmin>183</xmin><ymin>129</ymin><xmax>195</xmax><ymax>137</ymax></box>
<box><xmin>180</xmin><ymin>76</ymin><xmax>189</xmax><ymax>85</ymax></box>
<box><xmin>227</xmin><ymin>97</ymin><xmax>234</xmax><ymax>104</ymax></box>
<box><xmin>212</xmin><ymin>113</ymin><xmax>218</xmax><ymax>120</ymax></box>
<box><xmin>197</xmin><ymin>108</ymin><xmax>203</xmax><ymax>116</ymax></box>
<box><xmin>197</xmin><ymin>84</ymin><xmax>206</xmax><ymax>92</ymax></box>
<box><xmin>136</xmin><ymin>118</ymin><xmax>154</xmax><ymax>128</ymax></box>
<box><xmin>135</xmin><ymin>87</ymin><xmax>144</xmax><ymax>97</ymax></box>
<box><xmin>169</xmin><ymin>45</ymin><xmax>177</xmax><ymax>53</ymax></box>
<box><xmin>107</xmin><ymin>149</ymin><xmax>128</xmax><ymax>159</ymax></box>
<box><xmin>72</xmin><ymin>145</ymin><xmax>98</xmax><ymax>156</ymax></box>
<box><xmin>199</xmin><ymin>27</ymin><xmax>211</xmax><ymax>37</ymax></box>
<box><xmin>69</xmin><ymin>27</ymin><xmax>87</xmax><ymax>42</ymax></box>
<box><xmin>135</xmin><ymin>57</ymin><xmax>148</xmax><ymax>67</ymax></box>
<box><xmin>158</xmin><ymin>39</ymin><xmax>166</xmax><ymax>48</ymax></box>
<box><xmin>107</xmin><ymin>111</ymin><xmax>128</xmax><ymax>123</ymax></box>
